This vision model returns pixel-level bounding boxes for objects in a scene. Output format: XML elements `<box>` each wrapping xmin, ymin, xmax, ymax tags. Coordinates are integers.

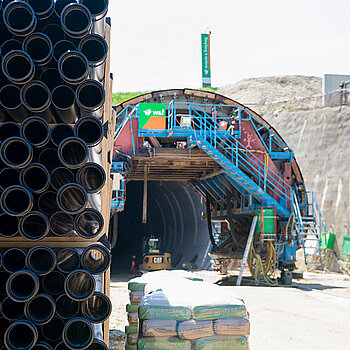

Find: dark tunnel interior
<box><xmin>111</xmin><ymin>181</ymin><xmax>211</xmax><ymax>273</ymax></box>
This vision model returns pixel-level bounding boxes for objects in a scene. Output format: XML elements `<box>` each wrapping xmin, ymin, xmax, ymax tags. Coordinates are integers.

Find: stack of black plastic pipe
<box><xmin>0</xmin><ymin>1</ymin><xmax>111</xmax><ymax>349</ymax></box>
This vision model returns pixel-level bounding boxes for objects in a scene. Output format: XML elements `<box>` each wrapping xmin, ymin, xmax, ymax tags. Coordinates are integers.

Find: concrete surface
<box><xmin>109</xmin><ymin>272</ymin><xmax>350</xmax><ymax>350</ymax></box>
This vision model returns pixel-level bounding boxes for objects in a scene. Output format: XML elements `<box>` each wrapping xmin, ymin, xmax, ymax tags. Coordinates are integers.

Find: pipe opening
<box><xmin>6</xmin><ymin>7</ymin><xmax>33</xmax><ymax>31</ymax></box>
<box><xmin>57</xmin><ymin>184</ymin><xmax>87</xmax><ymax>213</ymax></box>
<box><xmin>81</xmin><ymin>245</ymin><xmax>110</xmax><ymax>274</ymax></box>
<box><xmin>6</xmin><ymin>271</ymin><xmax>39</xmax><ymax>301</ymax></box>
<box><xmin>80</xmin><ymin>36</ymin><xmax>107</xmax><ymax>63</ymax></box>
<box><xmin>0</xmin><ymin>85</ymin><xmax>21</xmax><ymax>110</ymax></box>
<box><xmin>50</xmin><ymin>211</ymin><xmax>74</xmax><ymax>236</ymax></box>
<box><xmin>2</xmin><ymin>297</ymin><xmax>24</xmax><ymax>321</ymax></box>
<box><xmin>74</xmin><ymin>209</ymin><xmax>104</xmax><ymax>238</ymax></box>
<box><xmin>77</xmin><ymin>83</ymin><xmax>104</xmax><ymax>109</ymax></box>
<box><xmin>58</xmin><ymin>138</ymin><xmax>88</xmax><ymax>169</ymax></box>
<box><xmin>88</xmin><ymin>340</ymin><xmax>108</xmax><ymax>350</ymax></box>
<box><xmin>77</xmin><ymin>163</ymin><xmax>105</xmax><ymax>193</ymax></box>
<box><xmin>21</xmin><ymin>117</ymin><xmax>51</xmax><ymax>148</ymax></box>
<box><xmin>51</xmin><ymin>167</ymin><xmax>74</xmax><ymax>190</ymax></box>
<box><xmin>41</xmin><ymin>69</ymin><xmax>63</xmax><ymax>91</ymax></box>
<box><xmin>21</xmin><ymin>165</ymin><xmax>50</xmax><ymax>193</ymax></box>
<box><xmin>28</xmin><ymin>0</ymin><xmax>53</xmax><ymax>14</ymax></box>
<box><xmin>33</xmin><ymin>342</ymin><xmax>53</xmax><ymax>350</ymax></box>
<box><xmin>1</xmin><ymin>186</ymin><xmax>32</xmax><ymax>216</ymax></box>
<box><xmin>3</xmin><ymin>51</ymin><xmax>34</xmax><ymax>82</ymax></box>
<box><xmin>74</xmin><ymin>117</ymin><xmax>103</xmax><ymax>146</ymax></box>
<box><xmin>25</xmin><ymin>294</ymin><xmax>55</xmax><ymax>325</ymax></box>
<box><xmin>26</xmin><ymin>246</ymin><xmax>56</xmax><ymax>275</ymax></box>
<box><xmin>57</xmin><ymin>248</ymin><xmax>80</xmax><ymax>273</ymax></box>
<box><xmin>5</xmin><ymin>322</ymin><xmax>37</xmax><ymax>349</ymax></box>
<box><xmin>1</xmin><ymin>39</ymin><xmax>22</xmax><ymax>56</ymax></box>
<box><xmin>39</xmin><ymin>148</ymin><xmax>61</xmax><ymax>171</ymax></box>
<box><xmin>64</xmin><ymin>8</ymin><xmax>90</xmax><ymax>32</ymax></box>
<box><xmin>52</xmin><ymin>85</ymin><xmax>75</xmax><ymax>109</ymax></box>
<box><xmin>51</xmin><ymin>124</ymin><xmax>74</xmax><ymax>146</ymax></box>
<box><xmin>64</xmin><ymin>318</ymin><xmax>93</xmax><ymax>349</ymax></box>
<box><xmin>0</xmin><ymin>214</ymin><xmax>19</xmax><ymax>237</ymax></box>
<box><xmin>55</xmin><ymin>342</ymin><xmax>70</xmax><ymax>350</ymax></box>
<box><xmin>19</xmin><ymin>212</ymin><xmax>50</xmax><ymax>240</ymax></box>
<box><xmin>1</xmin><ymin>138</ymin><xmax>32</xmax><ymax>168</ymax></box>
<box><xmin>54</xmin><ymin>40</ymin><xmax>76</xmax><ymax>62</ymax></box>
<box><xmin>3</xmin><ymin>249</ymin><xmax>26</xmax><ymax>273</ymax></box>
<box><xmin>38</xmin><ymin>191</ymin><xmax>59</xmax><ymax>215</ymax></box>
<box><xmin>21</xmin><ymin>83</ymin><xmax>50</xmax><ymax>109</ymax></box>
<box><xmin>43</xmin><ymin>24</ymin><xmax>65</xmax><ymax>44</ymax></box>
<box><xmin>56</xmin><ymin>294</ymin><xmax>80</xmax><ymax>319</ymax></box>
<box><xmin>59</xmin><ymin>53</ymin><xmax>89</xmax><ymax>83</ymax></box>
<box><xmin>0</xmin><ymin>121</ymin><xmax>21</xmax><ymax>140</ymax></box>
<box><xmin>42</xmin><ymin>317</ymin><xmax>65</xmax><ymax>342</ymax></box>
<box><xmin>0</xmin><ymin>168</ymin><xmax>20</xmax><ymax>190</ymax></box>
<box><xmin>23</xmin><ymin>34</ymin><xmax>52</xmax><ymax>65</ymax></box>
<box><xmin>42</xmin><ymin>271</ymin><xmax>65</xmax><ymax>296</ymax></box>
<box><xmin>82</xmin><ymin>292</ymin><xmax>111</xmax><ymax>323</ymax></box>
<box><xmin>81</xmin><ymin>0</ymin><xmax>108</xmax><ymax>18</ymax></box>
<box><xmin>65</xmin><ymin>270</ymin><xmax>95</xmax><ymax>301</ymax></box>
<box><xmin>55</xmin><ymin>0</ymin><xmax>78</xmax><ymax>17</ymax></box>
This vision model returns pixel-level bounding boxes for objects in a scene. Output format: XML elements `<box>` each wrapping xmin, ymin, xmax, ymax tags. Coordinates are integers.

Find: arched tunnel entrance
<box><xmin>111</xmin><ymin>181</ymin><xmax>211</xmax><ymax>273</ymax></box>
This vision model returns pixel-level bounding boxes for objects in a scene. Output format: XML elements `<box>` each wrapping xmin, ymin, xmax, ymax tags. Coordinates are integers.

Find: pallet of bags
<box><xmin>138</xmin><ymin>279</ymin><xmax>250</xmax><ymax>349</ymax></box>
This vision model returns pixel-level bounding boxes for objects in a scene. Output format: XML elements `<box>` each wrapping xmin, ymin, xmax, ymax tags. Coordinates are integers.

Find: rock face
<box><xmin>219</xmin><ymin>76</ymin><xmax>348</xmax><ymax>255</ymax></box>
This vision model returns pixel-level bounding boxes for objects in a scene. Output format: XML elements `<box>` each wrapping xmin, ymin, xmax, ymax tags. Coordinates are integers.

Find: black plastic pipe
<box><xmin>51</xmin><ymin>124</ymin><xmax>75</xmax><ymax>147</ymax></box>
<box><xmin>81</xmin><ymin>244</ymin><xmax>111</xmax><ymax>275</ymax></box>
<box><xmin>27</xmin><ymin>0</ymin><xmax>55</xmax><ymax>20</ymax></box>
<box><xmin>26</xmin><ymin>245</ymin><xmax>56</xmax><ymax>276</ymax></box>
<box><xmin>4</xmin><ymin>320</ymin><xmax>38</xmax><ymax>350</ymax></box>
<box><xmin>20</xmin><ymin>163</ymin><xmax>51</xmax><ymax>193</ymax></box>
<box><xmin>33</xmin><ymin>342</ymin><xmax>53</xmax><ymax>350</ymax></box>
<box><xmin>58</xmin><ymin>50</ymin><xmax>89</xmax><ymax>86</ymax></box>
<box><xmin>22</xmin><ymin>32</ymin><xmax>53</xmax><ymax>68</ymax></box>
<box><xmin>0</xmin><ymin>185</ymin><xmax>33</xmax><ymax>216</ymax></box>
<box><xmin>21</xmin><ymin>116</ymin><xmax>51</xmax><ymax>148</ymax></box>
<box><xmin>64</xmin><ymin>269</ymin><xmax>96</xmax><ymax>301</ymax></box>
<box><xmin>55</xmin><ymin>0</ymin><xmax>78</xmax><ymax>17</ymax></box>
<box><xmin>50</xmin><ymin>211</ymin><xmax>74</xmax><ymax>237</ymax></box>
<box><xmin>87</xmin><ymin>340</ymin><xmax>108</xmax><ymax>350</ymax></box>
<box><xmin>1</xmin><ymin>39</ymin><xmax>22</xmax><ymax>56</ymax></box>
<box><xmin>0</xmin><ymin>213</ymin><xmax>19</xmax><ymax>238</ymax></box>
<box><xmin>0</xmin><ymin>121</ymin><xmax>20</xmax><ymax>141</ymax></box>
<box><xmin>63</xmin><ymin>318</ymin><xmax>94</xmax><ymax>350</ymax></box>
<box><xmin>40</xmin><ymin>68</ymin><xmax>63</xmax><ymax>91</ymax></box>
<box><xmin>80</xmin><ymin>0</ymin><xmax>108</xmax><ymax>36</ymax></box>
<box><xmin>38</xmin><ymin>191</ymin><xmax>59</xmax><ymax>215</ymax></box>
<box><xmin>57</xmin><ymin>248</ymin><xmax>80</xmax><ymax>273</ymax></box>
<box><xmin>74</xmin><ymin>116</ymin><xmax>103</xmax><ymax>147</ymax></box>
<box><xmin>1</xmin><ymin>50</ymin><xmax>35</xmax><ymax>85</ymax></box>
<box><xmin>24</xmin><ymin>293</ymin><xmax>56</xmax><ymax>325</ymax></box>
<box><xmin>6</xmin><ymin>270</ymin><xmax>40</xmax><ymax>302</ymax></box>
<box><xmin>19</xmin><ymin>211</ymin><xmax>50</xmax><ymax>241</ymax></box>
<box><xmin>56</xmin><ymin>294</ymin><xmax>80</xmax><ymax>319</ymax></box>
<box><xmin>42</xmin><ymin>23</ymin><xmax>65</xmax><ymax>45</ymax></box>
<box><xmin>51</xmin><ymin>167</ymin><xmax>74</xmax><ymax>191</ymax></box>
<box><xmin>57</xmin><ymin>183</ymin><xmax>88</xmax><ymax>214</ymax></box>
<box><xmin>60</xmin><ymin>3</ymin><xmax>92</xmax><ymax>39</ymax></box>
<box><xmin>76</xmin><ymin>80</ymin><xmax>105</xmax><ymax>119</ymax></box>
<box><xmin>0</xmin><ymin>168</ymin><xmax>20</xmax><ymax>190</ymax></box>
<box><xmin>74</xmin><ymin>208</ymin><xmax>104</xmax><ymax>239</ymax></box>
<box><xmin>41</xmin><ymin>317</ymin><xmax>65</xmax><ymax>343</ymax></box>
<box><xmin>78</xmin><ymin>34</ymin><xmax>108</xmax><ymax>82</ymax></box>
<box><xmin>38</xmin><ymin>148</ymin><xmax>61</xmax><ymax>171</ymax></box>
<box><xmin>1</xmin><ymin>296</ymin><xmax>25</xmax><ymax>321</ymax></box>
<box><xmin>20</xmin><ymin>80</ymin><xmax>55</xmax><ymax>122</ymax></box>
<box><xmin>0</xmin><ymin>137</ymin><xmax>33</xmax><ymax>169</ymax></box>
<box><xmin>76</xmin><ymin>162</ymin><xmax>106</xmax><ymax>194</ymax></box>
<box><xmin>0</xmin><ymin>271</ymin><xmax>9</xmax><ymax>295</ymax></box>
<box><xmin>58</xmin><ymin>137</ymin><xmax>89</xmax><ymax>169</ymax></box>
<box><xmin>54</xmin><ymin>343</ymin><xmax>70</xmax><ymax>350</ymax></box>
<box><xmin>52</xmin><ymin>85</ymin><xmax>79</xmax><ymax>123</ymax></box>
<box><xmin>2</xmin><ymin>248</ymin><xmax>26</xmax><ymax>273</ymax></box>
<box><xmin>0</xmin><ymin>85</ymin><xmax>29</xmax><ymax>123</ymax></box>
<box><xmin>42</xmin><ymin>271</ymin><xmax>65</xmax><ymax>296</ymax></box>
<box><xmin>53</xmin><ymin>40</ymin><xmax>76</xmax><ymax>62</ymax></box>
<box><xmin>81</xmin><ymin>292</ymin><xmax>112</xmax><ymax>324</ymax></box>
<box><xmin>3</xmin><ymin>1</ymin><xmax>37</xmax><ymax>37</ymax></box>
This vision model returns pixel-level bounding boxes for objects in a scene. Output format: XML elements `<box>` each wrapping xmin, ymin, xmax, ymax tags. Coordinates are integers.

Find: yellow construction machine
<box><xmin>141</xmin><ymin>236</ymin><xmax>171</xmax><ymax>271</ymax></box>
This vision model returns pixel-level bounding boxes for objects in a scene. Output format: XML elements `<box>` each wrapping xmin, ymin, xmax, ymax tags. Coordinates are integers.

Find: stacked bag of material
<box><xmin>125</xmin><ymin>270</ymin><xmax>204</xmax><ymax>350</ymax></box>
<box><xmin>138</xmin><ymin>278</ymin><xmax>250</xmax><ymax>349</ymax></box>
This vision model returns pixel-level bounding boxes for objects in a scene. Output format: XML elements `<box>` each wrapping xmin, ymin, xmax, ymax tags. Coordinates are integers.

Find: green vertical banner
<box><xmin>201</xmin><ymin>33</ymin><xmax>211</xmax><ymax>87</ymax></box>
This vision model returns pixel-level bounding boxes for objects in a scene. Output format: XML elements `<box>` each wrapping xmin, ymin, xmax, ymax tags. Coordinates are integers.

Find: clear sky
<box><xmin>108</xmin><ymin>0</ymin><xmax>350</xmax><ymax>92</ymax></box>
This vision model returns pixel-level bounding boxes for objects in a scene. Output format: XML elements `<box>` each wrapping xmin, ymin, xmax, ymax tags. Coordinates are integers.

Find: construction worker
<box><xmin>218</xmin><ymin>119</ymin><xmax>228</xmax><ymax>131</ymax></box>
<box><xmin>227</xmin><ymin>117</ymin><xmax>235</xmax><ymax>136</ymax></box>
<box><xmin>130</xmin><ymin>255</ymin><xmax>138</xmax><ymax>276</ymax></box>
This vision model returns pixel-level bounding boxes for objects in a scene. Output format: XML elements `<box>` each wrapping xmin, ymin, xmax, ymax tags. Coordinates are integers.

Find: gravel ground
<box><xmin>109</xmin><ymin>271</ymin><xmax>350</xmax><ymax>350</ymax></box>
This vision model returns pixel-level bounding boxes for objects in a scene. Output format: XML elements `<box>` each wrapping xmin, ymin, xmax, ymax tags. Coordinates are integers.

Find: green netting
<box><xmin>138</xmin><ymin>304</ymin><xmax>191</xmax><ymax>320</ymax></box>
<box><xmin>125</xmin><ymin>342</ymin><xmax>137</xmax><ymax>350</ymax></box>
<box><xmin>125</xmin><ymin>324</ymin><xmax>138</xmax><ymax>334</ymax></box>
<box><xmin>195</xmin><ymin>336</ymin><xmax>249</xmax><ymax>349</ymax></box>
<box><xmin>138</xmin><ymin>338</ymin><xmax>191</xmax><ymax>350</ymax></box>
<box><xmin>194</xmin><ymin>304</ymin><xmax>247</xmax><ymax>320</ymax></box>
<box><xmin>126</xmin><ymin>303</ymin><xmax>139</xmax><ymax>313</ymax></box>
